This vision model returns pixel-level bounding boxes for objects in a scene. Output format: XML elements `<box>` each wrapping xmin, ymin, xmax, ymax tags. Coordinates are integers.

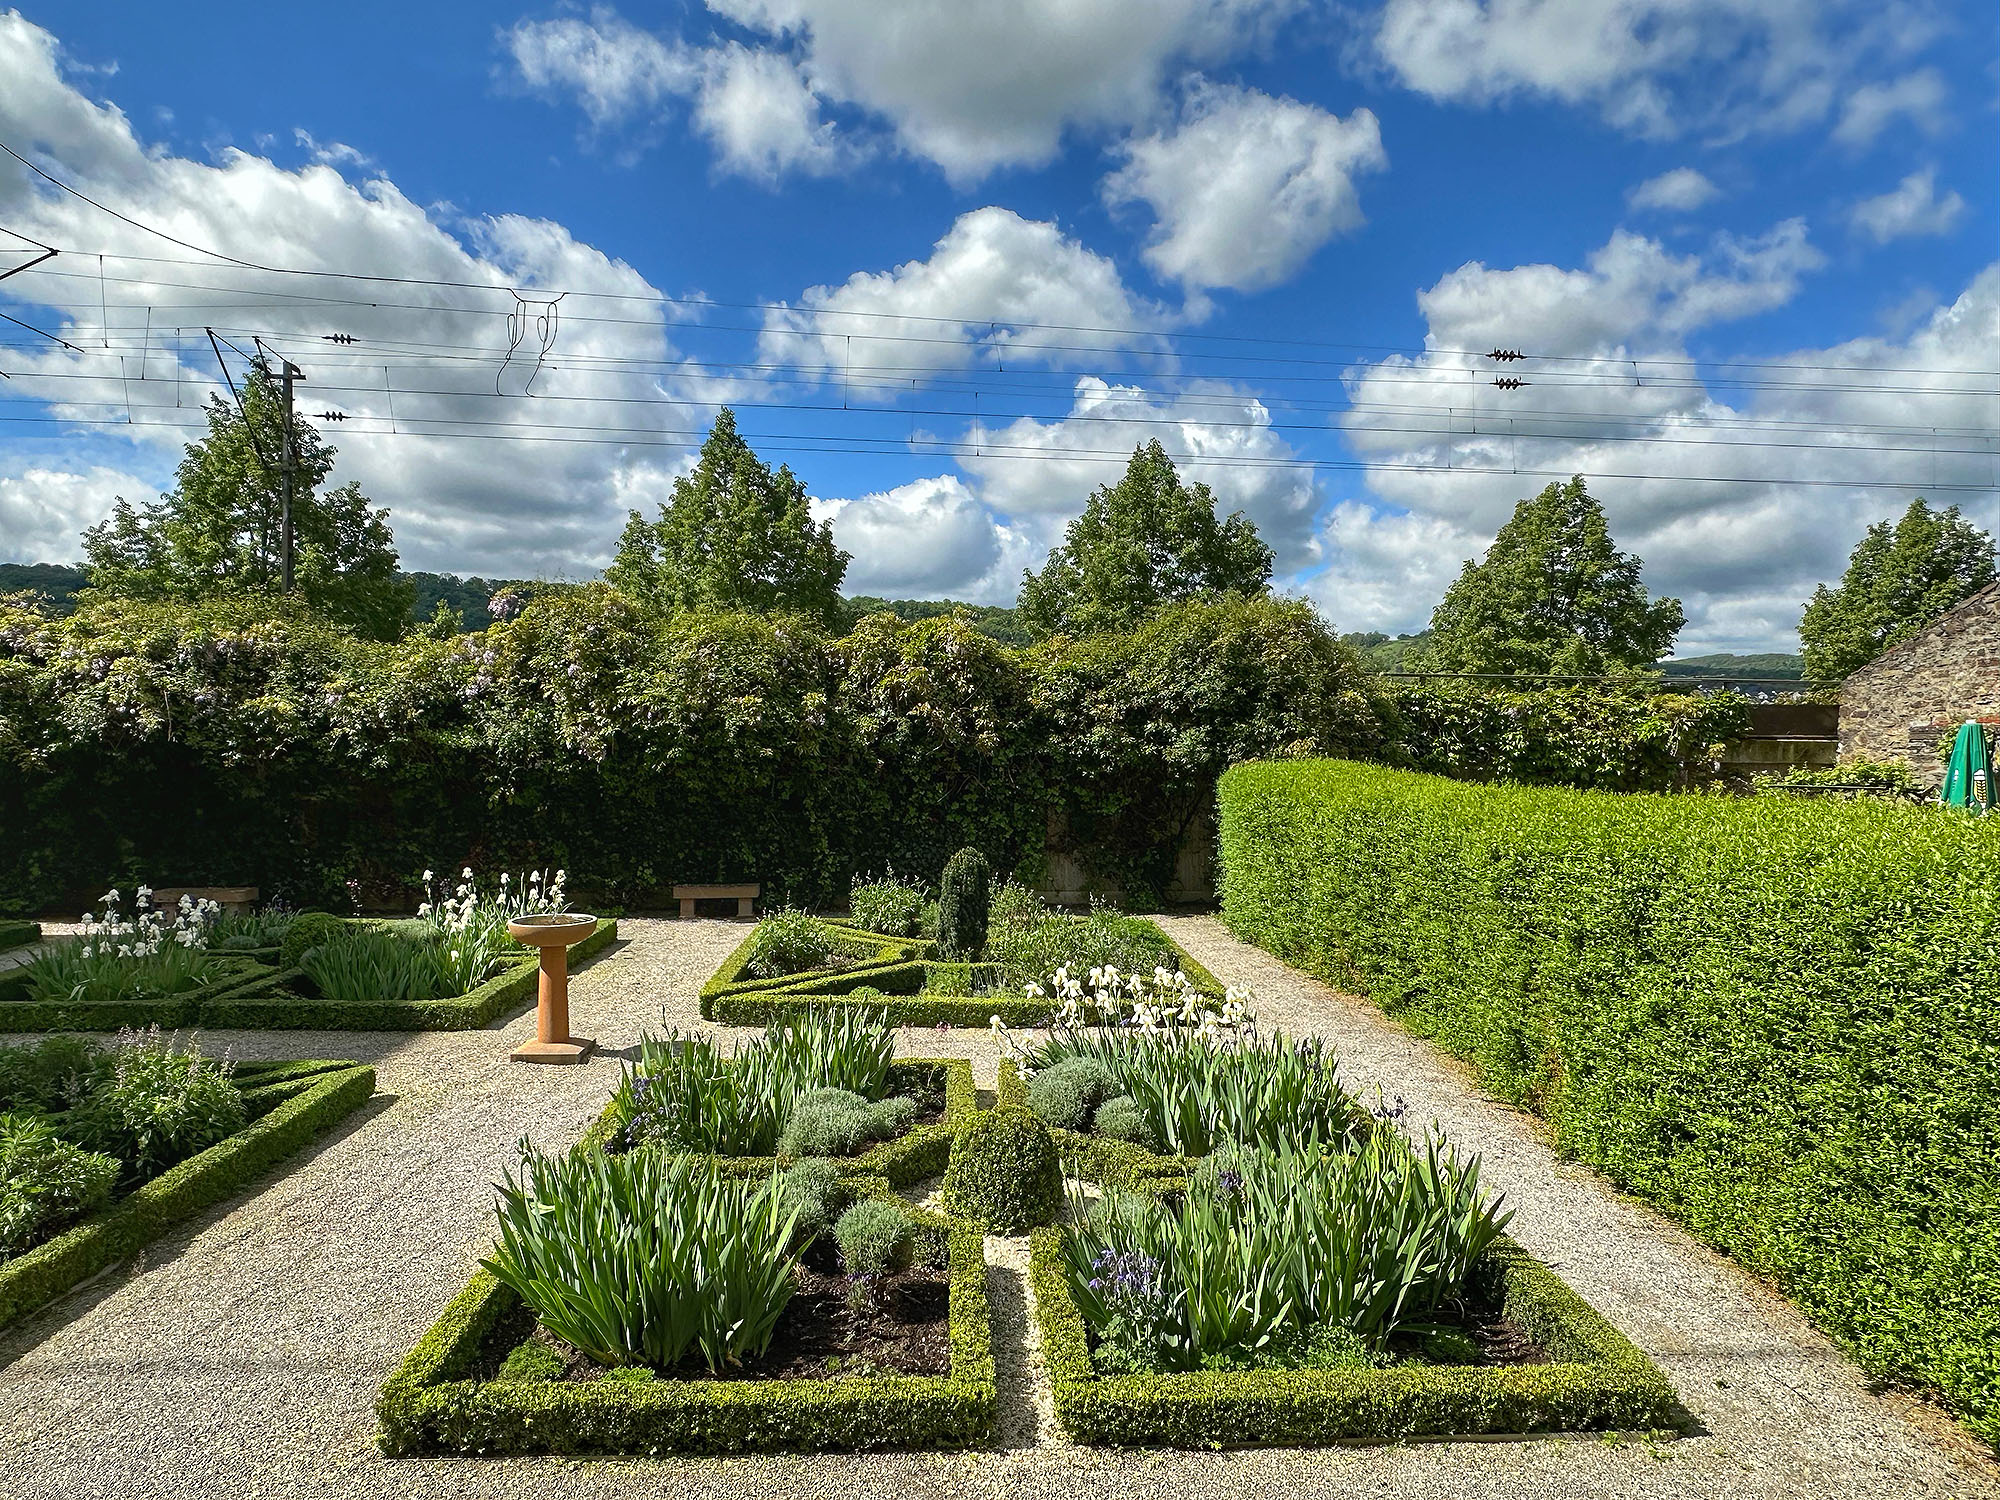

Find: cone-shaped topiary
<box><xmin>942</xmin><ymin>1103</ymin><xmax>1062</xmax><ymax>1231</ymax></box>
<box><xmin>936</xmin><ymin>847</ymin><xmax>991</xmax><ymax>961</ymax></box>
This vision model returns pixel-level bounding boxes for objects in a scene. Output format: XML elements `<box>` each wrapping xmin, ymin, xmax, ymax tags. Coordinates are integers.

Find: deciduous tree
<box><xmin>1800</xmin><ymin>499</ymin><xmax>1996</xmax><ymax>684</ymax></box>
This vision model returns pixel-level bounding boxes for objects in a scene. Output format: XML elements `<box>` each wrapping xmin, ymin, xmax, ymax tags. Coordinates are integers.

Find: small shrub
<box><xmin>483</xmin><ymin>1147</ymin><xmax>802</xmax><ymax>1373</ymax></box>
<box><xmin>280</xmin><ymin>912</ymin><xmax>347</xmax><ymax>968</ymax></box>
<box><xmin>987</xmin><ymin>908</ymin><xmax>1173</xmax><ymax>988</ymax></box>
<box><xmin>834</xmin><ymin>1198</ymin><xmax>913</xmax><ymax>1278</ymax></box>
<box><xmin>744</xmin><ymin>909</ymin><xmax>835</xmax><ymax>980</ymax></box>
<box><xmin>0</xmin><ymin>1113</ymin><xmax>119</xmax><ymax>1259</ymax></box>
<box><xmin>494</xmin><ymin>1338</ymin><xmax>566</xmax><ymax>1383</ymax></box>
<box><xmin>207</xmin><ymin>907</ymin><xmax>296</xmax><ymax>950</ymax></box>
<box><xmin>774</xmin><ymin>1158</ymin><xmax>842</xmax><ymax>1246</ymax></box>
<box><xmin>989</xmin><ymin>877</ymin><xmax>1048</xmax><ymax>933</ymax></box>
<box><xmin>936</xmin><ymin>848</ymin><xmax>991</xmax><ymax>961</ymax></box>
<box><xmin>777</xmin><ymin>1089</ymin><xmax>917</xmax><ymax>1157</ymax></box>
<box><xmin>1091</xmin><ymin>1094</ymin><xmax>1160</xmax><ymax>1151</ymax></box>
<box><xmin>299</xmin><ymin>929</ymin><xmax>447</xmax><ymax>1006</ymax></box>
<box><xmin>942</xmin><ymin>1104</ymin><xmax>1061</xmax><ymax>1231</ymax></box>
<box><xmin>0</xmin><ymin>1035</ymin><xmax>112</xmax><ymax>1113</ymax></box>
<box><xmin>66</xmin><ymin>1028</ymin><xmax>245</xmax><ymax>1185</ymax></box>
<box><xmin>848</xmin><ymin>870</ymin><xmax>928</xmax><ymax>938</ymax></box>
<box><xmin>1025</xmin><ymin>1057</ymin><xmax>1115</xmax><ymax>1133</ymax></box>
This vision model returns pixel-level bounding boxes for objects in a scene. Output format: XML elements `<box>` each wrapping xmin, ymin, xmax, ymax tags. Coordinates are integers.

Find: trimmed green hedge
<box><xmin>377</xmin><ymin>1208</ymin><xmax>996</xmax><ymax>1455</ymax></box>
<box><xmin>0</xmin><ymin>1061</ymin><xmax>376</xmax><ymax>1330</ymax></box>
<box><xmin>701</xmin><ymin>917</ymin><xmax>1223</xmax><ymax>1029</ymax></box>
<box><xmin>996</xmin><ymin>1059</ymin><xmax>1200</xmax><ymax>1191</ymax></box>
<box><xmin>1031</xmin><ymin>1225</ymin><xmax>1678</xmax><ymax>1446</ymax></box>
<box><xmin>1217</xmin><ymin>757</ymin><xmax>2000</xmax><ymax>1446</ymax></box>
<box><xmin>0</xmin><ymin>919</ymin><xmax>617</xmax><ymax>1031</ymax></box>
<box><xmin>0</xmin><ymin>920</ymin><xmax>39</xmax><ymax>953</ymax></box>
<box><xmin>579</xmin><ymin>1057</ymin><xmax>977</xmax><ymax>1187</ymax></box>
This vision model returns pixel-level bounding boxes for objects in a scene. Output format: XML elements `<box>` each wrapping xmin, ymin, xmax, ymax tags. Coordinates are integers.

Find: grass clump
<box><xmin>744</xmin><ymin>908</ymin><xmax>836</xmax><ymax>980</ymax></box>
<box><xmin>483</xmin><ymin>1147</ymin><xmax>802</xmax><ymax>1373</ymax></box>
<box><xmin>1062</xmin><ymin>1135</ymin><xmax>1510</xmax><ymax>1374</ymax></box>
<box><xmin>298</xmin><ymin>929</ymin><xmax>448</xmax><ymax>1006</ymax></box>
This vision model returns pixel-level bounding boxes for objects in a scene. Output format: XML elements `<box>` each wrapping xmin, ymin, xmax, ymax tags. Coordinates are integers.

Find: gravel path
<box><xmin>0</xmin><ymin>916</ymin><xmax>1991</xmax><ymax>1500</ymax></box>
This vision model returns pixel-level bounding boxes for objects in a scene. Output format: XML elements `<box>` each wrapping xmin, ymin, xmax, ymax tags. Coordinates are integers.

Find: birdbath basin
<box><xmin>507</xmin><ymin>913</ymin><xmax>598</xmax><ymax>1065</ymax></box>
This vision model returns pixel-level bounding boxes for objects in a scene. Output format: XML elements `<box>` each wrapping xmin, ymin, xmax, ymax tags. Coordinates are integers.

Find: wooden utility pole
<box><xmin>277</xmin><ymin>357</ymin><xmax>301</xmax><ymax>593</ymax></box>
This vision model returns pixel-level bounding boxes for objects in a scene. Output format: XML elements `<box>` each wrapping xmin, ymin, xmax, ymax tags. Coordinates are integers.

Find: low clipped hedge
<box><xmin>995</xmin><ymin>1059</ymin><xmax>1199</xmax><ymax>1191</ymax></box>
<box><xmin>0</xmin><ymin>1059</ymin><xmax>375</xmax><ymax>1330</ymax></box>
<box><xmin>1217</xmin><ymin>757</ymin><xmax>2000</xmax><ymax>1446</ymax></box>
<box><xmin>377</xmin><ymin>1208</ymin><xmax>996</xmax><ymax>1456</ymax></box>
<box><xmin>0</xmin><ymin>919</ymin><xmax>39</xmax><ymax>953</ymax></box>
<box><xmin>1030</xmin><ymin>1226</ymin><xmax>1678</xmax><ymax>1446</ymax></box>
<box><xmin>701</xmin><ymin>916</ymin><xmax>1223</xmax><ymax>1028</ymax></box>
<box><xmin>0</xmin><ymin>919</ymin><xmax>617</xmax><ymax>1031</ymax></box>
<box><xmin>578</xmin><ymin>1057</ymin><xmax>978</xmax><ymax>1187</ymax></box>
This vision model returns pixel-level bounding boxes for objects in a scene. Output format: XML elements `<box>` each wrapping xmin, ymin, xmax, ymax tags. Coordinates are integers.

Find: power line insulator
<box><xmin>321</xmin><ymin>332</ymin><xmax>358</xmax><ymax>344</ymax></box>
<box><xmin>1487</xmin><ymin>348</ymin><xmax>1525</xmax><ymax>362</ymax></box>
<box><xmin>1491</xmin><ymin>377</ymin><xmax>1529</xmax><ymax>390</ymax></box>
<box><xmin>314</xmin><ymin>410</ymin><xmax>348</xmax><ymax>421</ymax></box>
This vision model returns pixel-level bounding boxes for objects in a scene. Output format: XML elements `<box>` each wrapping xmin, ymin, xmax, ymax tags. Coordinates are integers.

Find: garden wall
<box><xmin>1217</xmin><ymin>758</ymin><xmax>2000</xmax><ymax>1445</ymax></box>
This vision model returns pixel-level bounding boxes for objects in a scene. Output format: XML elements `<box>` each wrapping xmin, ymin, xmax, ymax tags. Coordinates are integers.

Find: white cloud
<box><xmin>1626</xmin><ymin>167</ymin><xmax>1719</xmax><ymax>213</ymax></box>
<box><xmin>1103</xmin><ymin>82</ymin><xmax>1385</xmax><ymax>294</ymax></box>
<box><xmin>0</xmin><ymin>464</ymin><xmax>157</xmax><ymax>564</ymax></box>
<box><xmin>1326</xmin><ymin>232</ymin><xmax>2000</xmax><ymax>651</ymax></box>
<box><xmin>1850</xmin><ymin>168</ymin><xmax>1966</xmax><ymax>243</ymax></box>
<box><xmin>1375</xmin><ymin>0</ymin><xmax>1940</xmax><ymax>142</ymax></box>
<box><xmin>0</xmin><ymin>11</ymin><xmax>724</xmax><ymax>578</ymax></box>
<box><xmin>705</xmin><ymin>0</ymin><xmax>1301</xmax><ymax>183</ymax></box>
<box><xmin>816</xmin><ymin>474</ymin><xmax>1031</xmax><ymax>600</ymax></box>
<box><xmin>958</xmin><ymin>376</ymin><xmax>1325</xmax><ymax>569</ymax></box>
<box><xmin>760</xmin><ymin>207</ymin><xmax>1172</xmax><ymax>383</ymax></box>
<box><xmin>1832</xmin><ymin>66</ymin><xmax>1948</xmax><ymax>147</ymax></box>
<box><xmin>505</xmin><ymin>10</ymin><xmax>845</xmax><ymax>180</ymax></box>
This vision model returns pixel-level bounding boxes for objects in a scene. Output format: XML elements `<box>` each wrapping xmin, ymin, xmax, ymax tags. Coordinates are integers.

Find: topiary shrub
<box><xmin>942</xmin><ymin>1104</ymin><xmax>1061</xmax><ymax>1232</ymax></box>
<box><xmin>936</xmin><ymin>848</ymin><xmax>991</xmax><ymax>961</ymax></box>
<box><xmin>280</xmin><ymin>912</ymin><xmax>346</xmax><ymax>968</ymax></box>
<box><xmin>1025</xmin><ymin>1057</ymin><xmax>1115</xmax><ymax>1133</ymax></box>
<box><xmin>777</xmin><ymin>1089</ymin><xmax>918</xmax><ymax>1157</ymax></box>
<box><xmin>1092</xmin><ymin>1094</ymin><xmax>1161</xmax><ymax>1152</ymax></box>
<box><xmin>833</xmin><ymin>1198</ymin><xmax>913</xmax><ymax>1278</ymax></box>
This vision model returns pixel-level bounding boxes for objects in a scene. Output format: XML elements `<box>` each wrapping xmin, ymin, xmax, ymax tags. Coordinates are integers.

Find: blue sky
<box><xmin>0</xmin><ymin>2</ymin><xmax>1994</xmax><ymax>650</ymax></box>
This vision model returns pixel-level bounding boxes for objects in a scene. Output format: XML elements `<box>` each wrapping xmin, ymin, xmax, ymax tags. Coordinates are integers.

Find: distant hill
<box><xmin>1340</xmin><ymin>630</ymin><xmax>1433</xmax><ymax>671</ymax></box>
<box><xmin>1659</xmin><ymin>652</ymin><xmax>1804</xmax><ymax>681</ymax></box>
<box><xmin>0</xmin><ymin>563</ymin><xmax>89</xmax><ymax>612</ymax></box>
<box><xmin>406</xmin><ymin>571</ymin><xmax>531</xmax><ymax>631</ymax></box>
<box><xmin>838</xmin><ymin>595</ymin><xmax>1031</xmax><ymax>646</ymax></box>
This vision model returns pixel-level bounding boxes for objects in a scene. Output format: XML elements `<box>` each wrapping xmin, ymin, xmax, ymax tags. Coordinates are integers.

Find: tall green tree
<box><xmin>82</xmin><ymin>367</ymin><xmax>409</xmax><ymax>640</ymax></box>
<box><xmin>606</xmin><ymin>408</ymin><xmax>848</xmax><ymax>626</ymax></box>
<box><xmin>1799</xmin><ymin>498</ymin><xmax>1996</xmax><ymax>684</ymax></box>
<box><xmin>1423</xmin><ymin>476</ymin><xmax>1682</xmax><ymax>676</ymax></box>
<box><xmin>1017</xmin><ymin>440</ymin><xmax>1273</xmax><ymax>637</ymax></box>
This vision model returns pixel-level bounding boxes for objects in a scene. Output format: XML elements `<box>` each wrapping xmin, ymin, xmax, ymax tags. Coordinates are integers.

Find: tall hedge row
<box><xmin>1217</xmin><ymin>758</ymin><xmax>2000</xmax><ymax>1444</ymax></box>
<box><xmin>0</xmin><ymin>589</ymin><xmax>1395</xmax><ymax>912</ymax></box>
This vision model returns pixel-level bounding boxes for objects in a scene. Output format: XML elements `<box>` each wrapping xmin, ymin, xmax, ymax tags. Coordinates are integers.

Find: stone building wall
<box><xmin>1839</xmin><ymin>582</ymin><xmax>2000</xmax><ymax>784</ymax></box>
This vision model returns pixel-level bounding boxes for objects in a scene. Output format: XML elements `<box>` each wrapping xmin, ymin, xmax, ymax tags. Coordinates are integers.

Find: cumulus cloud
<box><xmin>760</xmin><ymin>207</ymin><xmax>1173</xmax><ymax>383</ymax></box>
<box><xmin>816</xmin><ymin>474</ymin><xmax>1032</xmax><ymax>600</ymax></box>
<box><xmin>1324</xmin><ymin>230</ymin><xmax>2000</xmax><ymax>651</ymax></box>
<box><xmin>1832</xmin><ymin>66</ymin><xmax>1948</xmax><ymax>147</ymax></box>
<box><xmin>506</xmin><ymin>9</ymin><xmax>847</xmax><ymax>180</ymax></box>
<box><xmin>0</xmin><ymin>464</ymin><xmax>157</xmax><ymax>564</ymax></box>
<box><xmin>700</xmin><ymin>0</ymin><xmax>1300</xmax><ymax>183</ymax></box>
<box><xmin>1103</xmin><ymin>82</ymin><xmax>1385</xmax><ymax>294</ymax></box>
<box><xmin>1374</xmin><ymin>0</ymin><xmax>1942</xmax><ymax>142</ymax></box>
<box><xmin>1850</xmin><ymin>168</ymin><xmax>1966</xmax><ymax>243</ymax></box>
<box><xmin>0</xmin><ymin>11</ymin><xmax>723</xmax><ymax>577</ymax></box>
<box><xmin>1626</xmin><ymin>167</ymin><xmax>1719</xmax><ymax>213</ymax></box>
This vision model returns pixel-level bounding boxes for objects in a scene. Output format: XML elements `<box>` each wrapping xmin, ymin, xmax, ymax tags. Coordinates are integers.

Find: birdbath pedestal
<box><xmin>506</xmin><ymin>913</ymin><xmax>597</xmax><ymax>1064</ymax></box>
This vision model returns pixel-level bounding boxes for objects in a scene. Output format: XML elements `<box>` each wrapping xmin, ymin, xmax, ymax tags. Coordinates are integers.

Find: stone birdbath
<box><xmin>506</xmin><ymin>913</ymin><xmax>598</xmax><ymax>1065</ymax></box>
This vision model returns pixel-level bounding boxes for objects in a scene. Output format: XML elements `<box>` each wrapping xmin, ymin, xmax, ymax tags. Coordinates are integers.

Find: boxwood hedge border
<box><xmin>579</xmin><ymin>1056</ymin><xmax>978</xmax><ymax>1187</ymax></box>
<box><xmin>995</xmin><ymin>1058</ymin><xmax>1203</xmax><ymax>1189</ymax></box>
<box><xmin>0</xmin><ymin>1058</ymin><xmax>377</xmax><ymax>1330</ymax></box>
<box><xmin>0</xmin><ymin>919</ymin><xmax>39</xmax><ymax>953</ymax></box>
<box><xmin>700</xmin><ymin>917</ymin><xmax>1225</xmax><ymax>1028</ymax></box>
<box><xmin>377</xmin><ymin>1207</ymin><xmax>997</xmax><ymax>1456</ymax></box>
<box><xmin>1029</xmin><ymin>1225</ymin><xmax>1680</xmax><ymax>1447</ymax></box>
<box><xmin>0</xmin><ymin>919</ymin><xmax>617</xmax><ymax>1031</ymax></box>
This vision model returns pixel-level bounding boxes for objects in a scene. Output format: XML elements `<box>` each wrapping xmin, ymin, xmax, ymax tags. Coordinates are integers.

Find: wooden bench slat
<box><xmin>672</xmin><ymin>883</ymin><xmax>760</xmax><ymax>920</ymax></box>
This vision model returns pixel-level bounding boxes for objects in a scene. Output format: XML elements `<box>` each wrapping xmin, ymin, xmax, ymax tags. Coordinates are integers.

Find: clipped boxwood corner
<box><xmin>942</xmin><ymin>1104</ymin><xmax>1062</xmax><ymax>1232</ymax></box>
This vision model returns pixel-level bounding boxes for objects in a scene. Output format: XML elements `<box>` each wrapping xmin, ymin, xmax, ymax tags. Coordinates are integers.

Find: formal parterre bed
<box><xmin>382</xmin><ymin>975</ymin><xmax>1676</xmax><ymax>1456</ymax></box>
<box><xmin>1216</xmin><ymin>757</ymin><xmax>2000</xmax><ymax>1447</ymax></box>
<box><xmin>0</xmin><ymin>1028</ymin><xmax>375</xmax><ymax>1329</ymax></box>
<box><xmin>0</xmin><ymin>872</ymin><xmax>616</xmax><ymax>1031</ymax></box>
<box><xmin>701</xmin><ymin>857</ymin><xmax>1223</xmax><ymax>1027</ymax></box>
<box><xmin>0</xmin><ymin>919</ymin><xmax>40</xmax><ymax>954</ymax></box>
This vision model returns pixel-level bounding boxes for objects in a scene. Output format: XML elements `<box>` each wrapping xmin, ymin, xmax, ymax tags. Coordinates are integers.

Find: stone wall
<box><xmin>1839</xmin><ymin>583</ymin><xmax>2000</xmax><ymax>785</ymax></box>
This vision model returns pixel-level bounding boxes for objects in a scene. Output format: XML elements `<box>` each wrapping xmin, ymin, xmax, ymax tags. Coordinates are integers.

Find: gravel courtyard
<box><xmin>0</xmin><ymin>916</ymin><xmax>1991</xmax><ymax>1500</ymax></box>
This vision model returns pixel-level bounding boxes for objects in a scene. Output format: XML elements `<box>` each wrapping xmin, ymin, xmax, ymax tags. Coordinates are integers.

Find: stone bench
<box><xmin>673</xmin><ymin>883</ymin><xmax>759</xmax><ymax>920</ymax></box>
<box><xmin>153</xmin><ymin>886</ymin><xmax>259</xmax><ymax>916</ymax></box>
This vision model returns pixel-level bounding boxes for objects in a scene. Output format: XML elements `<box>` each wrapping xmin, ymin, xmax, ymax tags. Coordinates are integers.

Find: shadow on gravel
<box><xmin>0</xmin><ymin>1091</ymin><xmax>399</xmax><ymax>1373</ymax></box>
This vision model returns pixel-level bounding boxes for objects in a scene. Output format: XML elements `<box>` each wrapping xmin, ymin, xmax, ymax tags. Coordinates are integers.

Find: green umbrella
<box><xmin>1940</xmin><ymin>720</ymin><xmax>1996</xmax><ymax>812</ymax></box>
